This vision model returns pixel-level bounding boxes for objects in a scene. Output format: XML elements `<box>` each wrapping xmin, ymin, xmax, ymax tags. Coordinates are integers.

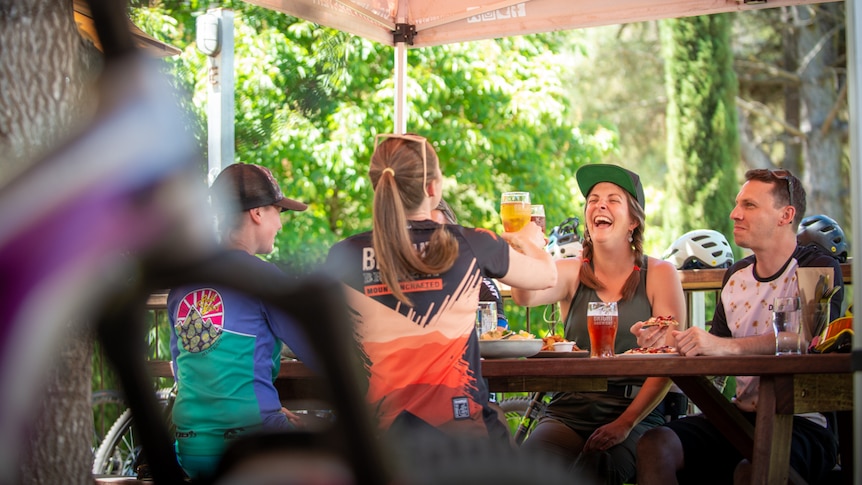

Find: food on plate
<box><xmin>622</xmin><ymin>345</ymin><xmax>679</xmax><ymax>355</ymax></box>
<box><xmin>480</xmin><ymin>329</ymin><xmax>536</xmax><ymax>340</ymax></box>
<box><xmin>642</xmin><ymin>315</ymin><xmax>680</xmax><ymax>328</ymax></box>
<box><xmin>541</xmin><ymin>334</ymin><xmax>580</xmax><ymax>351</ymax></box>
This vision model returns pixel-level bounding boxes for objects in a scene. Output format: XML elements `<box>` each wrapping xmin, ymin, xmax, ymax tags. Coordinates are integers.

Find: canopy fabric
<box><xmin>245</xmin><ymin>0</ymin><xmax>838</xmax><ymax>48</ymax></box>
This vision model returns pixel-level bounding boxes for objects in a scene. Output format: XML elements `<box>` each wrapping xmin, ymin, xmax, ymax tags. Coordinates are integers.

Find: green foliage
<box><xmin>136</xmin><ymin>4</ymin><xmax>613</xmax><ymax>273</ymax></box>
<box><xmin>660</xmin><ymin>15</ymin><xmax>740</xmax><ymax>255</ymax></box>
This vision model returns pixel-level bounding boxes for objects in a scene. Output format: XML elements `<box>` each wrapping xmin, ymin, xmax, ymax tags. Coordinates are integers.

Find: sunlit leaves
<box><xmin>137</xmin><ymin>3</ymin><xmax>613</xmax><ymax>270</ymax></box>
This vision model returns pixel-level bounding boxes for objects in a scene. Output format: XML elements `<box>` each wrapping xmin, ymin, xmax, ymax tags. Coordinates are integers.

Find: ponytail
<box><xmin>369</xmin><ymin>136</ymin><xmax>459</xmax><ymax>305</ymax></box>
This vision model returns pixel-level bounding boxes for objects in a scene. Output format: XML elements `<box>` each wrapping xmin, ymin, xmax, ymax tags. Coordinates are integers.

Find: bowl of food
<box><xmin>479</xmin><ymin>330</ymin><xmax>542</xmax><ymax>358</ymax></box>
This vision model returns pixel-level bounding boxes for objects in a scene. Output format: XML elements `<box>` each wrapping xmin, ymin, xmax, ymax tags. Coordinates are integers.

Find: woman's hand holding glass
<box><xmin>501</xmin><ymin>221</ymin><xmax>546</xmax><ymax>254</ymax></box>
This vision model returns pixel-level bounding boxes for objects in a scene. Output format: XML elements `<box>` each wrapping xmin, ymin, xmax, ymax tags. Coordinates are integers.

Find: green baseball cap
<box><xmin>576</xmin><ymin>164</ymin><xmax>645</xmax><ymax>210</ymax></box>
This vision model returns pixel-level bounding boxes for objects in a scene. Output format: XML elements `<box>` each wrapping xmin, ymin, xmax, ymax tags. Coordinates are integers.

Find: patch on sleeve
<box><xmin>452</xmin><ymin>397</ymin><xmax>471</xmax><ymax>420</ymax></box>
<box><xmin>175</xmin><ymin>289</ymin><xmax>224</xmax><ymax>353</ymax></box>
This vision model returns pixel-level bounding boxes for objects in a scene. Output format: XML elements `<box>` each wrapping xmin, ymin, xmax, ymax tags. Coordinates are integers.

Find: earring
<box><xmin>628</xmin><ymin>231</ymin><xmax>633</xmax><ymax>243</ymax></box>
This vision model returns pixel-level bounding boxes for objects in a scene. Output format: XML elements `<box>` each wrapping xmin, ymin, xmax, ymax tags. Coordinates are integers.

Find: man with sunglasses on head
<box><xmin>632</xmin><ymin>168</ymin><xmax>842</xmax><ymax>485</ymax></box>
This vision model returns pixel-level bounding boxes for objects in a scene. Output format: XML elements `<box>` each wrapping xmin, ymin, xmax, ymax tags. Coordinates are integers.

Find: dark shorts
<box><xmin>521</xmin><ymin>391</ymin><xmax>665</xmax><ymax>485</ymax></box>
<box><xmin>668</xmin><ymin>413</ymin><xmax>838</xmax><ymax>484</ymax></box>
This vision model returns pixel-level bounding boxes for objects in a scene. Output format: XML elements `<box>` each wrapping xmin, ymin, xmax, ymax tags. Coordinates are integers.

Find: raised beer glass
<box><xmin>500</xmin><ymin>192</ymin><xmax>531</xmax><ymax>232</ymax></box>
<box><xmin>587</xmin><ymin>301</ymin><xmax>618</xmax><ymax>358</ymax></box>
<box><xmin>530</xmin><ymin>204</ymin><xmax>546</xmax><ymax>233</ymax></box>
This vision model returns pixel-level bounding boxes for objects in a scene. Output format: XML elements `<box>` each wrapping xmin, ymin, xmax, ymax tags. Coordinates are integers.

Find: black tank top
<box><xmin>563</xmin><ymin>256</ymin><xmax>650</xmax><ymax>355</ymax></box>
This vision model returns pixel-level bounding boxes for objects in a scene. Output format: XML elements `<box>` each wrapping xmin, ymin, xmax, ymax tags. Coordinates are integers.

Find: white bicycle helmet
<box><xmin>546</xmin><ymin>217</ymin><xmax>583</xmax><ymax>260</ymax></box>
<box><xmin>663</xmin><ymin>229</ymin><xmax>734</xmax><ymax>270</ymax></box>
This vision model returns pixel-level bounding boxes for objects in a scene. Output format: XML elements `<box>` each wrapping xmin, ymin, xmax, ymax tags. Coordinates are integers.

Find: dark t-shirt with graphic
<box><xmin>326</xmin><ymin>220</ymin><xmax>510</xmax><ymax>438</ymax></box>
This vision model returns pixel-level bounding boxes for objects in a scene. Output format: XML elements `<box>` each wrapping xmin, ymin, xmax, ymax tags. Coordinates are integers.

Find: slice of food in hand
<box><xmin>623</xmin><ymin>345</ymin><xmax>679</xmax><ymax>354</ymax></box>
<box><xmin>642</xmin><ymin>315</ymin><xmax>680</xmax><ymax>328</ymax></box>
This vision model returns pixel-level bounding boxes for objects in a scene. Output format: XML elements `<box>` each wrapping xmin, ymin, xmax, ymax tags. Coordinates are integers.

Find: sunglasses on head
<box><xmin>753</xmin><ymin>168</ymin><xmax>794</xmax><ymax>208</ymax></box>
<box><xmin>374</xmin><ymin>133</ymin><xmax>429</xmax><ymax>197</ymax></box>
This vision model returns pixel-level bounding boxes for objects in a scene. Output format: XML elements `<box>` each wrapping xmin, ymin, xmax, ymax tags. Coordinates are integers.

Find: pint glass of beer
<box><xmin>530</xmin><ymin>204</ymin><xmax>546</xmax><ymax>233</ymax></box>
<box><xmin>500</xmin><ymin>192</ymin><xmax>531</xmax><ymax>232</ymax></box>
<box><xmin>587</xmin><ymin>302</ymin><xmax>618</xmax><ymax>358</ymax></box>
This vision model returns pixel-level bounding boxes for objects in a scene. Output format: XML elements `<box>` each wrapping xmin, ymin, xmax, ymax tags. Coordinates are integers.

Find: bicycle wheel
<box><xmin>92</xmin><ymin>389</ymin><xmax>126</xmax><ymax>453</ymax></box>
<box><xmin>93</xmin><ymin>408</ymin><xmax>137</xmax><ymax>476</ymax></box>
<box><xmin>93</xmin><ymin>388</ymin><xmax>174</xmax><ymax>476</ymax></box>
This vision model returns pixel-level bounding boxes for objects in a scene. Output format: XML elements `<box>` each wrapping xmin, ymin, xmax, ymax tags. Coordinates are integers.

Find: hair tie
<box><xmin>382</xmin><ymin>167</ymin><xmax>395</xmax><ymax>177</ymax></box>
<box><xmin>633</xmin><ymin>265</ymin><xmax>641</xmax><ymax>271</ymax></box>
<box><xmin>582</xmin><ymin>258</ymin><xmax>590</xmax><ymax>264</ymax></box>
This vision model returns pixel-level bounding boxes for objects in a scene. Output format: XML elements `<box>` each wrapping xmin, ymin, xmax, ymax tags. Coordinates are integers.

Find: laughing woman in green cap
<box><xmin>511</xmin><ymin>163</ymin><xmax>686</xmax><ymax>485</ymax></box>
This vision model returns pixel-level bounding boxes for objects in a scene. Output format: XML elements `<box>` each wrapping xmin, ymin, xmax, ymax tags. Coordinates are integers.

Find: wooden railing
<box><xmin>145</xmin><ymin>262</ymin><xmax>853</xmax><ymax>329</ymax></box>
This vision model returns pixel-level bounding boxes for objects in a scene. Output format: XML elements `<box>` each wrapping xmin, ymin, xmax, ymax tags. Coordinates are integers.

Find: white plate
<box><xmin>479</xmin><ymin>339</ymin><xmax>543</xmax><ymax>359</ymax></box>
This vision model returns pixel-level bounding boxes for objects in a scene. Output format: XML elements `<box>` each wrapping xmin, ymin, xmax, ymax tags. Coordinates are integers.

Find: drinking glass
<box><xmin>500</xmin><ymin>192</ymin><xmax>531</xmax><ymax>232</ymax></box>
<box><xmin>773</xmin><ymin>296</ymin><xmax>803</xmax><ymax>355</ymax></box>
<box><xmin>587</xmin><ymin>302</ymin><xmax>618</xmax><ymax>358</ymax></box>
<box><xmin>476</xmin><ymin>301</ymin><xmax>498</xmax><ymax>337</ymax></box>
<box><xmin>530</xmin><ymin>204</ymin><xmax>546</xmax><ymax>233</ymax></box>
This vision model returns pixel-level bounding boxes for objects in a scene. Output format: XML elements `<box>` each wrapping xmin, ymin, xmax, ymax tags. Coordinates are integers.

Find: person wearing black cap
<box><xmin>511</xmin><ymin>163</ymin><xmax>686</xmax><ymax>484</ymax></box>
<box><xmin>167</xmin><ymin>163</ymin><xmax>314</xmax><ymax>480</ymax></box>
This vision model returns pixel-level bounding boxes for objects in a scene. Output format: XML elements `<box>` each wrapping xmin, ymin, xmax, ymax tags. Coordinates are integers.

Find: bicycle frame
<box><xmin>0</xmin><ymin>2</ymin><xmax>391</xmax><ymax>482</ymax></box>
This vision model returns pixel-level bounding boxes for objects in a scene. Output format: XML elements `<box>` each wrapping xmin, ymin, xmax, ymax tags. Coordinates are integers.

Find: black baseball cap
<box><xmin>576</xmin><ymin>164</ymin><xmax>645</xmax><ymax>210</ymax></box>
<box><xmin>212</xmin><ymin>163</ymin><xmax>307</xmax><ymax>212</ymax></box>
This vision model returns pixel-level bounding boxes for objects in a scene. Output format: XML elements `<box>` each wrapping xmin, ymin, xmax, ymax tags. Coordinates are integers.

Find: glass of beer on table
<box><xmin>500</xmin><ymin>192</ymin><xmax>531</xmax><ymax>232</ymax></box>
<box><xmin>587</xmin><ymin>301</ymin><xmax>618</xmax><ymax>358</ymax></box>
<box><xmin>530</xmin><ymin>204</ymin><xmax>546</xmax><ymax>233</ymax></box>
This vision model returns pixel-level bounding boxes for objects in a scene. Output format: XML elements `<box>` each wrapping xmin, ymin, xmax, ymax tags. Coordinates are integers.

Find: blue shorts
<box><xmin>667</xmin><ymin>412</ymin><xmax>837</xmax><ymax>484</ymax></box>
<box><xmin>175</xmin><ymin>442</ymin><xmax>220</xmax><ymax>480</ymax></box>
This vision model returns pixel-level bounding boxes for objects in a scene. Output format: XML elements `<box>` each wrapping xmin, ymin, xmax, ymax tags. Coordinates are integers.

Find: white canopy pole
<box><xmin>394</xmin><ymin>42</ymin><xmax>407</xmax><ymax>134</ymax></box>
<box><xmin>846</xmin><ymin>2</ymin><xmax>861</xmax><ymax>483</ymax></box>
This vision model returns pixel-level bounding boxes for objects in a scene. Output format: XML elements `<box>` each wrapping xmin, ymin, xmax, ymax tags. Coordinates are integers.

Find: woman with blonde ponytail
<box><xmin>326</xmin><ymin>133</ymin><xmax>556</xmax><ymax>442</ymax></box>
<box><xmin>511</xmin><ymin>163</ymin><xmax>685</xmax><ymax>485</ymax></box>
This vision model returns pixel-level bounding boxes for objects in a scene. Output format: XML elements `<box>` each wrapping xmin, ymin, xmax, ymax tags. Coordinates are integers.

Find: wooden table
<box><xmin>483</xmin><ymin>354</ymin><xmax>853</xmax><ymax>485</ymax></box>
<box><xmin>147</xmin><ymin>353</ymin><xmax>851</xmax><ymax>484</ymax></box>
<box><xmin>268</xmin><ymin>354</ymin><xmax>852</xmax><ymax>485</ymax></box>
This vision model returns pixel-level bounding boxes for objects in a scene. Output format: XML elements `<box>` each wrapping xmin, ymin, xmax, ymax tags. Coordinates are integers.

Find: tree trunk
<box><xmin>19</xmin><ymin>322</ymin><xmax>95</xmax><ymax>485</ymax></box>
<box><xmin>0</xmin><ymin>1</ymin><xmax>101</xmax><ymax>484</ymax></box>
<box><xmin>781</xmin><ymin>7</ymin><xmax>803</xmax><ymax>175</ymax></box>
<box><xmin>795</xmin><ymin>4</ymin><xmax>845</xmax><ymax>224</ymax></box>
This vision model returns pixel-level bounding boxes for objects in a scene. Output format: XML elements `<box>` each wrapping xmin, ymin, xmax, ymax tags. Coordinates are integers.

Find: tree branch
<box><xmin>734</xmin><ymin>59</ymin><xmax>800</xmax><ymax>85</ymax></box>
<box><xmin>736</xmin><ymin>96</ymin><xmax>806</xmax><ymax>139</ymax></box>
<box><xmin>818</xmin><ymin>80</ymin><xmax>847</xmax><ymax>138</ymax></box>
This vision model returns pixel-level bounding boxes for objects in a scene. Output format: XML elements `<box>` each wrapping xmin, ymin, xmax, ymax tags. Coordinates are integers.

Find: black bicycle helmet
<box><xmin>546</xmin><ymin>217</ymin><xmax>582</xmax><ymax>260</ymax></box>
<box><xmin>663</xmin><ymin>229</ymin><xmax>734</xmax><ymax>270</ymax></box>
<box><xmin>797</xmin><ymin>214</ymin><xmax>848</xmax><ymax>262</ymax></box>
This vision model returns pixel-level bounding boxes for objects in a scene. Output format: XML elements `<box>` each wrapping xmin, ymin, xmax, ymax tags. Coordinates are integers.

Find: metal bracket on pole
<box><xmin>392</xmin><ymin>23</ymin><xmax>416</xmax><ymax>45</ymax></box>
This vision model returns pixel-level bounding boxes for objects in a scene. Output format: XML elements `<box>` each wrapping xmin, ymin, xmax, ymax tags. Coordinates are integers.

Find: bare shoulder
<box><xmin>646</xmin><ymin>257</ymin><xmax>679</xmax><ymax>279</ymax></box>
<box><xmin>557</xmin><ymin>257</ymin><xmax>583</xmax><ymax>281</ymax></box>
<box><xmin>556</xmin><ymin>257</ymin><xmax>583</xmax><ymax>296</ymax></box>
